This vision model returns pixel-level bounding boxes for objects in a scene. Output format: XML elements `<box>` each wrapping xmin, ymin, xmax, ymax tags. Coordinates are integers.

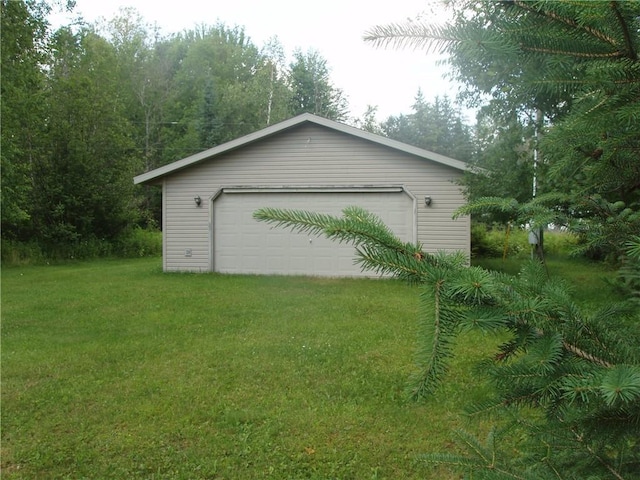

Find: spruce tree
<box><xmin>365</xmin><ymin>0</ymin><xmax>640</xmax><ymax>260</ymax></box>
<box><xmin>254</xmin><ymin>206</ymin><xmax>640</xmax><ymax>479</ymax></box>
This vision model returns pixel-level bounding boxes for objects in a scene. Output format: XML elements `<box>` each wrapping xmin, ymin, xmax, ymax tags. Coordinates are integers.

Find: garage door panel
<box><xmin>213</xmin><ymin>190</ymin><xmax>414</xmax><ymax>277</ymax></box>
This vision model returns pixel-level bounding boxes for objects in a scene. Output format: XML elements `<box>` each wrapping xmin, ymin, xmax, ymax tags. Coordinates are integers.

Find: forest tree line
<box><xmin>7</xmin><ymin>1</ymin><xmax>474</xmax><ymax>258</ymax></box>
<box><xmin>7</xmin><ymin>0</ymin><xmax>632</xmax><ymax>266</ymax></box>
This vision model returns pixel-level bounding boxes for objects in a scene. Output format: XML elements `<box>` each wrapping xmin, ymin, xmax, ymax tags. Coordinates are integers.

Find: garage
<box><xmin>134</xmin><ymin>113</ymin><xmax>470</xmax><ymax>274</ymax></box>
<box><xmin>212</xmin><ymin>187</ymin><xmax>415</xmax><ymax>276</ymax></box>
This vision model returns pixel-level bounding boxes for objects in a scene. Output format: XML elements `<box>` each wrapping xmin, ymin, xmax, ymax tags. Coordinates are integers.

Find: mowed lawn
<box><xmin>1</xmin><ymin>257</ymin><xmax>619</xmax><ymax>479</ymax></box>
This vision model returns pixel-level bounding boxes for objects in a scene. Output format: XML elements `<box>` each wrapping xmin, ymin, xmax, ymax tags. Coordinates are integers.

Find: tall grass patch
<box><xmin>1</xmin><ymin>229</ymin><xmax>162</xmax><ymax>266</ymax></box>
<box><xmin>0</xmin><ymin>240</ymin><xmax>46</xmax><ymax>266</ymax></box>
<box><xmin>471</xmin><ymin>222</ymin><xmax>579</xmax><ymax>259</ymax></box>
<box><xmin>114</xmin><ymin>227</ymin><xmax>163</xmax><ymax>257</ymax></box>
<box><xmin>472</xmin><ymin>256</ymin><xmax>623</xmax><ymax>310</ymax></box>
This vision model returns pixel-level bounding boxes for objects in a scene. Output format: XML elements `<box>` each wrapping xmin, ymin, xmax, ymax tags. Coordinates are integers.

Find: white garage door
<box><xmin>213</xmin><ymin>187</ymin><xmax>415</xmax><ymax>277</ymax></box>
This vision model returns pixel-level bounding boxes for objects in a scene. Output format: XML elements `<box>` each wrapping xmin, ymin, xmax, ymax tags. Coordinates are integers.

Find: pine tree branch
<box><xmin>571</xmin><ymin>427</ymin><xmax>626</xmax><ymax>480</ymax></box>
<box><xmin>611</xmin><ymin>0</ymin><xmax>638</xmax><ymax>60</ymax></box>
<box><xmin>562</xmin><ymin>340</ymin><xmax>613</xmax><ymax>368</ymax></box>
<box><xmin>362</xmin><ymin>22</ymin><xmax>459</xmax><ymax>54</ymax></box>
<box><xmin>447</xmin><ymin>429</ymin><xmax>535</xmax><ymax>480</ymax></box>
<box><xmin>409</xmin><ymin>280</ymin><xmax>446</xmax><ymax>400</ymax></box>
<box><xmin>513</xmin><ymin>0</ymin><xmax>622</xmax><ymax>51</ymax></box>
<box><xmin>520</xmin><ymin>322</ymin><xmax>614</xmax><ymax>368</ymax></box>
<box><xmin>521</xmin><ymin>45</ymin><xmax>625</xmax><ymax>59</ymax></box>
<box><xmin>355</xmin><ymin>247</ymin><xmax>426</xmax><ymax>281</ymax></box>
<box><xmin>542</xmin><ymin>455</ymin><xmax>564</xmax><ymax>480</ymax></box>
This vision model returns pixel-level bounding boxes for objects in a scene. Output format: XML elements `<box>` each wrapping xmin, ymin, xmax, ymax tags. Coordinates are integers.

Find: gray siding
<box><xmin>161</xmin><ymin>123</ymin><xmax>469</xmax><ymax>272</ymax></box>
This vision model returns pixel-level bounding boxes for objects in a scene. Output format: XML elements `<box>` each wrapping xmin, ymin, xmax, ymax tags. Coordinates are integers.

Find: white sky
<box><xmin>50</xmin><ymin>0</ymin><xmax>460</xmax><ymax>121</ymax></box>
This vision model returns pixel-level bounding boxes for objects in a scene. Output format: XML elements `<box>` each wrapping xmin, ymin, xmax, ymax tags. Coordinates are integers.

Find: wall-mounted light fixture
<box><xmin>424</xmin><ymin>196</ymin><xmax>432</xmax><ymax>207</ymax></box>
<box><xmin>194</xmin><ymin>195</ymin><xmax>202</xmax><ymax>207</ymax></box>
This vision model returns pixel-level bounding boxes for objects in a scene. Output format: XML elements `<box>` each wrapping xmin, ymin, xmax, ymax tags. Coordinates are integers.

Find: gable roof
<box><xmin>133</xmin><ymin>113</ymin><xmax>470</xmax><ymax>185</ymax></box>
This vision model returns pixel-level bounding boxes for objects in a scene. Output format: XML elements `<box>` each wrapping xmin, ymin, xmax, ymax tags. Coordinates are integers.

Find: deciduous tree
<box><xmin>37</xmin><ymin>25</ymin><xmax>137</xmax><ymax>249</ymax></box>
<box><xmin>0</xmin><ymin>0</ymin><xmax>51</xmax><ymax>239</ymax></box>
<box><xmin>288</xmin><ymin>48</ymin><xmax>349</xmax><ymax>121</ymax></box>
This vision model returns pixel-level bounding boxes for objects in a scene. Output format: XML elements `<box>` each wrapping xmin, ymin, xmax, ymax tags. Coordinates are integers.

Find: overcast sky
<box><xmin>50</xmin><ymin>0</ymin><xmax>460</xmax><ymax>121</ymax></box>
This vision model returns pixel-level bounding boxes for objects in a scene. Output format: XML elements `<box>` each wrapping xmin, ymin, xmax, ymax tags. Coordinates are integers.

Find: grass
<box><xmin>1</xmin><ymin>256</ymin><xmax>622</xmax><ymax>479</ymax></box>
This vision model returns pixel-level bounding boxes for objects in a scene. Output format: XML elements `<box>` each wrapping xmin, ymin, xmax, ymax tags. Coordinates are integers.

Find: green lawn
<box><xmin>1</xmin><ymin>257</ymin><xmax>620</xmax><ymax>479</ymax></box>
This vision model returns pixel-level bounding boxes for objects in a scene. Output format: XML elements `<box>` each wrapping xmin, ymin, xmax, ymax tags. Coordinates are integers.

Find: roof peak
<box><xmin>134</xmin><ymin>113</ymin><xmax>468</xmax><ymax>185</ymax></box>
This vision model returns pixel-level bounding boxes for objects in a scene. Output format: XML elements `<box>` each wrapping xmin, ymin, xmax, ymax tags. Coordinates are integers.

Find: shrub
<box><xmin>115</xmin><ymin>227</ymin><xmax>162</xmax><ymax>258</ymax></box>
<box><xmin>470</xmin><ymin>223</ymin><xmax>525</xmax><ymax>258</ymax></box>
<box><xmin>471</xmin><ymin>223</ymin><xmax>579</xmax><ymax>259</ymax></box>
<box><xmin>1</xmin><ymin>240</ymin><xmax>46</xmax><ymax>266</ymax></box>
<box><xmin>2</xmin><ymin>238</ymin><xmax>112</xmax><ymax>266</ymax></box>
<box><xmin>30</xmin><ymin>237</ymin><xmax>115</xmax><ymax>261</ymax></box>
<box><xmin>544</xmin><ymin>229</ymin><xmax>579</xmax><ymax>256</ymax></box>
<box><xmin>1</xmin><ymin>229</ymin><xmax>162</xmax><ymax>266</ymax></box>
